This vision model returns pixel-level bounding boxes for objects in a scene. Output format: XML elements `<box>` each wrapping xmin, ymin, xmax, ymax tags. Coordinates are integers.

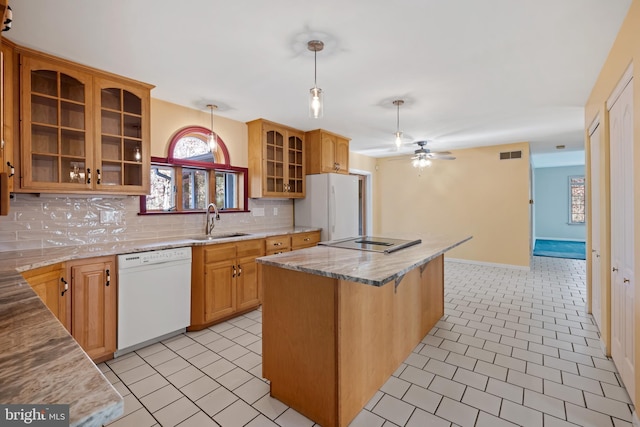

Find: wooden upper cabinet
<box><xmin>94</xmin><ymin>77</ymin><xmax>150</xmax><ymax>193</ymax></box>
<box><xmin>247</xmin><ymin>118</ymin><xmax>305</xmax><ymax>198</ymax></box>
<box><xmin>305</xmin><ymin>129</ymin><xmax>350</xmax><ymax>175</ymax></box>
<box><xmin>1</xmin><ymin>41</ymin><xmax>15</xmax><ymax>195</ymax></box>
<box><xmin>17</xmin><ymin>47</ymin><xmax>153</xmax><ymax>195</ymax></box>
<box><xmin>20</xmin><ymin>55</ymin><xmax>94</xmax><ymax>191</ymax></box>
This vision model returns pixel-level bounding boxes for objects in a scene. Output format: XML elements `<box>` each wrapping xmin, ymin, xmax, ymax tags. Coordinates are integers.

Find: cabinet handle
<box><xmin>105</xmin><ymin>269</ymin><xmax>110</xmax><ymax>287</ymax></box>
<box><xmin>232</xmin><ymin>265</ymin><xmax>236</xmax><ymax>278</ymax></box>
<box><xmin>87</xmin><ymin>168</ymin><xmax>91</xmax><ymax>184</ymax></box>
<box><xmin>273</xmin><ymin>242</ymin><xmax>282</xmax><ymax>246</ymax></box>
<box><xmin>97</xmin><ymin>169</ymin><xmax>101</xmax><ymax>184</ymax></box>
<box><xmin>624</xmin><ymin>278</ymin><xmax>630</xmax><ymax>283</ymax></box>
<box><xmin>6</xmin><ymin>161</ymin><xmax>14</xmax><ymax>177</ymax></box>
<box><xmin>238</xmin><ymin>265</ymin><xmax>242</xmax><ymax>277</ymax></box>
<box><xmin>613</xmin><ymin>267</ymin><xmax>619</xmax><ymax>272</ymax></box>
<box><xmin>60</xmin><ymin>277</ymin><xmax>68</xmax><ymax>296</ymax></box>
<box><xmin>303</xmin><ymin>237</ymin><xmax>310</xmax><ymax>241</ymax></box>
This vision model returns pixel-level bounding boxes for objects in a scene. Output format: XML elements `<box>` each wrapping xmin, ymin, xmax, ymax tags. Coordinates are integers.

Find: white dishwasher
<box><xmin>116</xmin><ymin>247</ymin><xmax>192</xmax><ymax>357</ymax></box>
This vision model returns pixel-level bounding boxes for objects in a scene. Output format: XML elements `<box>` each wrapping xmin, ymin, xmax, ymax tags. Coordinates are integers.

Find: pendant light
<box><xmin>393</xmin><ymin>99</ymin><xmax>404</xmax><ymax>149</ymax></box>
<box><xmin>207</xmin><ymin>104</ymin><xmax>218</xmax><ymax>152</ymax></box>
<box><xmin>308</xmin><ymin>40</ymin><xmax>324</xmax><ymax>119</ymax></box>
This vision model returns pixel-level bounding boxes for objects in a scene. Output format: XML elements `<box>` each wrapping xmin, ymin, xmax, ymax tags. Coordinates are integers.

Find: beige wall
<box><xmin>374</xmin><ymin>142</ymin><xmax>531</xmax><ymax>268</ymax></box>
<box><xmin>584</xmin><ymin>0</ymin><xmax>640</xmax><ymax>409</ymax></box>
<box><xmin>150</xmin><ymin>99</ymin><xmax>249</xmax><ymax>167</ymax></box>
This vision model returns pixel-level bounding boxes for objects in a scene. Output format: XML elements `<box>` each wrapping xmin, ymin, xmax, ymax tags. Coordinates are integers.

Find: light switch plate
<box><xmin>253</xmin><ymin>208</ymin><xmax>265</xmax><ymax>217</ymax></box>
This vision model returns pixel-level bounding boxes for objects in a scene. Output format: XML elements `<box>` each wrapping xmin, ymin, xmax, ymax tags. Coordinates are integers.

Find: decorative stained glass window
<box><xmin>569</xmin><ymin>176</ymin><xmax>585</xmax><ymax>224</ymax></box>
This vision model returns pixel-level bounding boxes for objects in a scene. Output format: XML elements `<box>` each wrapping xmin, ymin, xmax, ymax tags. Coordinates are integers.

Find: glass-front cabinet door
<box><xmin>94</xmin><ymin>77</ymin><xmax>149</xmax><ymax>194</ymax></box>
<box><xmin>287</xmin><ymin>131</ymin><xmax>305</xmax><ymax>197</ymax></box>
<box><xmin>263</xmin><ymin>125</ymin><xmax>286</xmax><ymax>196</ymax></box>
<box><xmin>21</xmin><ymin>56</ymin><xmax>93</xmax><ymax>190</ymax></box>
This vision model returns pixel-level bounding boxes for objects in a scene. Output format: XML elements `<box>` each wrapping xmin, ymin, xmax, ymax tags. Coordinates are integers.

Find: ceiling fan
<box><xmin>411</xmin><ymin>141</ymin><xmax>455</xmax><ymax>168</ymax></box>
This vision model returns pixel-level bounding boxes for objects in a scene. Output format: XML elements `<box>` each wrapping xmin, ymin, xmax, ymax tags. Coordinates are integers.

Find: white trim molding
<box><xmin>607</xmin><ymin>62</ymin><xmax>633</xmax><ymax>110</ymax></box>
<box><xmin>588</xmin><ymin>114</ymin><xmax>600</xmax><ymax>137</ymax></box>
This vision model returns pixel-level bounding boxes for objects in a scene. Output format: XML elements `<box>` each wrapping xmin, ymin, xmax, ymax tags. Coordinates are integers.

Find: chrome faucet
<box><xmin>206</xmin><ymin>203</ymin><xmax>220</xmax><ymax>235</ymax></box>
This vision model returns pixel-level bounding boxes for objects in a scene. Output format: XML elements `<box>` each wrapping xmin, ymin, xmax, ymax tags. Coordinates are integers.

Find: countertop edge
<box><xmin>256</xmin><ymin>235</ymin><xmax>473</xmax><ymax>286</ymax></box>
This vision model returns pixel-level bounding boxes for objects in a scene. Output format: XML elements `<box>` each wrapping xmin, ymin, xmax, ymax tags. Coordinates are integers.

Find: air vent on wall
<box><xmin>499</xmin><ymin>150</ymin><xmax>522</xmax><ymax>160</ymax></box>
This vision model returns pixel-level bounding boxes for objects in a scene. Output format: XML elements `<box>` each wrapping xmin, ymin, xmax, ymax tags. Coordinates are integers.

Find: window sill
<box><xmin>139</xmin><ymin>209</ymin><xmax>251</xmax><ymax>216</ymax></box>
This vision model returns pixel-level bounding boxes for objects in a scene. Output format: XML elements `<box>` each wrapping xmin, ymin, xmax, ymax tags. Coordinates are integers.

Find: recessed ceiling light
<box><xmin>556</xmin><ymin>145</ymin><xmax>565</xmax><ymax>149</ymax></box>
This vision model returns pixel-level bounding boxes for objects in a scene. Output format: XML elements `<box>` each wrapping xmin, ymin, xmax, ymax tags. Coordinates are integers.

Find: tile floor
<box><xmin>100</xmin><ymin>256</ymin><xmax>634</xmax><ymax>427</ymax></box>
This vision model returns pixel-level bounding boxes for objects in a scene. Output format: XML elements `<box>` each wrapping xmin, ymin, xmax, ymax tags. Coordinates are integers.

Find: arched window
<box><xmin>141</xmin><ymin>126</ymin><xmax>248</xmax><ymax>214</ymax></box>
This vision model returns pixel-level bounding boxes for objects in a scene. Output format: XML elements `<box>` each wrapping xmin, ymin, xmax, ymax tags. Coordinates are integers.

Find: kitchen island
<box><xmin>257</xmin><ymin>233</ymin><xmax>471</xmax><ymax>427</ymax></box>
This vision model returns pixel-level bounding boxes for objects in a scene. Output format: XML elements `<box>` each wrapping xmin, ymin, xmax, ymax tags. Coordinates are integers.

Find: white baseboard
<box><xmin>599</xmin><ymin>339</ymin><xmax>608</xmax><ymax>357</ymax></box>
<box><xmin>445</xmin><ymin>257</ymin><xmax>531</xmax><ymax>271</ymax></box>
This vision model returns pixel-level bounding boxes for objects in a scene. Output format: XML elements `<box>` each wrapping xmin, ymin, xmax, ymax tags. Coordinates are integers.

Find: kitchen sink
<box><xmin>190</xmin><ymin>232</ymin><xmax>249</xmax><ymax>241</ymax></box>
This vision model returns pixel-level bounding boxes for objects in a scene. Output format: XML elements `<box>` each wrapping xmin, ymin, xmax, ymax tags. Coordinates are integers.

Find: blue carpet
<box><xmin>533</xmin><ymin>239</ymin><xmax>586</xmax><ymax>260</ymax></box>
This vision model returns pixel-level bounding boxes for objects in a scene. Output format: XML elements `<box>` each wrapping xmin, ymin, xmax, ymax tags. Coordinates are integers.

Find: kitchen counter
<box><xmin>0</xmin><ymin>226</ymin><xmax>319</xmax><ymax>427</ymax></box>
<box><xmin>256</xmin><ymin>232</ymin><xmax>471</xmax><ymax>286</ymax></box>
<box><xmin>259</xmin><ymin>233</ymin><xmax>471</xmax><ymax>427</ymax></box>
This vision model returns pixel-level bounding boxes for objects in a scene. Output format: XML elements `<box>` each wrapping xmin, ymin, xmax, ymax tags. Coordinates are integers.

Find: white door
<box><xmin>589</xmin><ymin>122</ymin><xmax>602</xmax><ymax>333</ymax></box>
<box><xmin>609</xmin><ymin>73</ymin><xmax>635</xmax><ymax>398</ymax></box>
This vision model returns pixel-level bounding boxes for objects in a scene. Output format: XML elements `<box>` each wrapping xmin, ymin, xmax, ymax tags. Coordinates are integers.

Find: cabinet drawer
<box><xmin>265</xmin><ymin>235</ymin><xmax>291</xmax><ymax>252</ymax></box>
<box><xmin>291</xmin><ymin>232</ymin><xmax>320</xmax><ymax>249</ymax></box>
<box><xmin>236</xmin><ymin>239</ymin><xmax>265</xmax><ymax>258</ymax></box>
<box><xmin>204</xmin><ymin>243</ymin><xmax>237</xmax><ymax>264</ymax></box>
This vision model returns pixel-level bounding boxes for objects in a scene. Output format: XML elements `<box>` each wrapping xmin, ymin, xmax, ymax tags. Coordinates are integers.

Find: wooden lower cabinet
<box><xmin>265</xmin><ymin>235</ymin><xmax>291</xmax><ymax>255</ymax></box>
<box><xmin>190</xmin><ymin>239</ymin><xmax>265</xmax><ymax>330</ymax></box>
<box><xmin>266</xmin><ymin>231</ymin><xmax>321</xmax><ymax>255</ymax></box>
<box><xmin>67</xmin><ymin>256</ymin><xmax>117</xmax><ymax>363</ymax></box>
<box><xmin>22</xmin><ymin>256</ymin><xmax>116</xmax><ymax>362</ymax></box>
<box><xmin>291</xmin><ymin>231</ymin><xmax>321</xmax><ymax>250</ymax></box>
<box><xmin>21</xmin><ymin>263</ymin><xmax>70</xmax><ymax>331</ymax></box>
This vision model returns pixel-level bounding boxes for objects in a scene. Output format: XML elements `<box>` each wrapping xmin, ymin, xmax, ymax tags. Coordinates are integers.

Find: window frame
<box><xmin>568</xmin><ymin>175</ymin><xmax>586</xmax><ymax>225</ymax></box>
<box><xmin>140</xmin><ymin>126</ymin><xmax>249</xmax><ymax>215</ymax></box>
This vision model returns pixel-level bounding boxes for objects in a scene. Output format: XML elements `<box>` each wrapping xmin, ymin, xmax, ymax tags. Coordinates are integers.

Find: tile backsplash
<box><xmin>0</xmin><ymin>194</ymin><xmax>293</xmax><ymax>252</ymax></box>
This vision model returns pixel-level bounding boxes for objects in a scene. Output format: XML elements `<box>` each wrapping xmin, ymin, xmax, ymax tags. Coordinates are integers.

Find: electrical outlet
<box><xmin>253</xmin><ymin>208</ymin><xmax>265</xmax><ymax>217</ymax></box>
<box><xmin>273</xmin><ymin>207</ymin><xmax>278</xmax><ymax>216</ymax></box>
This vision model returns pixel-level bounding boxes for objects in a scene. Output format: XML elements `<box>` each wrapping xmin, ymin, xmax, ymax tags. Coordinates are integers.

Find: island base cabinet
<box><xmin>262</xmin><ymin>255</ymin><xmax>444</xmax><ymax>427</ymax></box>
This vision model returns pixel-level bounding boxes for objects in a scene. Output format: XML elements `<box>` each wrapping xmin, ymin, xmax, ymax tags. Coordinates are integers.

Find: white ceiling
<box><xmin>6</xmin><ymin>0</ymin><xmax>631</xmax><ymax>159</ymax></box>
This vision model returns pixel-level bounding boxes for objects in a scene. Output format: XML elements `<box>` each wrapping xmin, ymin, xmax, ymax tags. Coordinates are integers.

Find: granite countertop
<box><xmin>0</xmin><ymin>226</ymin><xmax>319</xmax><ymax>427</ymax></box>
<box><xmin>256</xmin><ymin>233</ymin><xmax>472</xmax><ymax>286</ymax></box>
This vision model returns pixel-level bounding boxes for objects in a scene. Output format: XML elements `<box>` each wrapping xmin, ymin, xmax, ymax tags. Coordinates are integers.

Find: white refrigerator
<box><xmin>294</xmin><ymin>173</ymin><xmax>359</xmax><ymax>241</ymax></box>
